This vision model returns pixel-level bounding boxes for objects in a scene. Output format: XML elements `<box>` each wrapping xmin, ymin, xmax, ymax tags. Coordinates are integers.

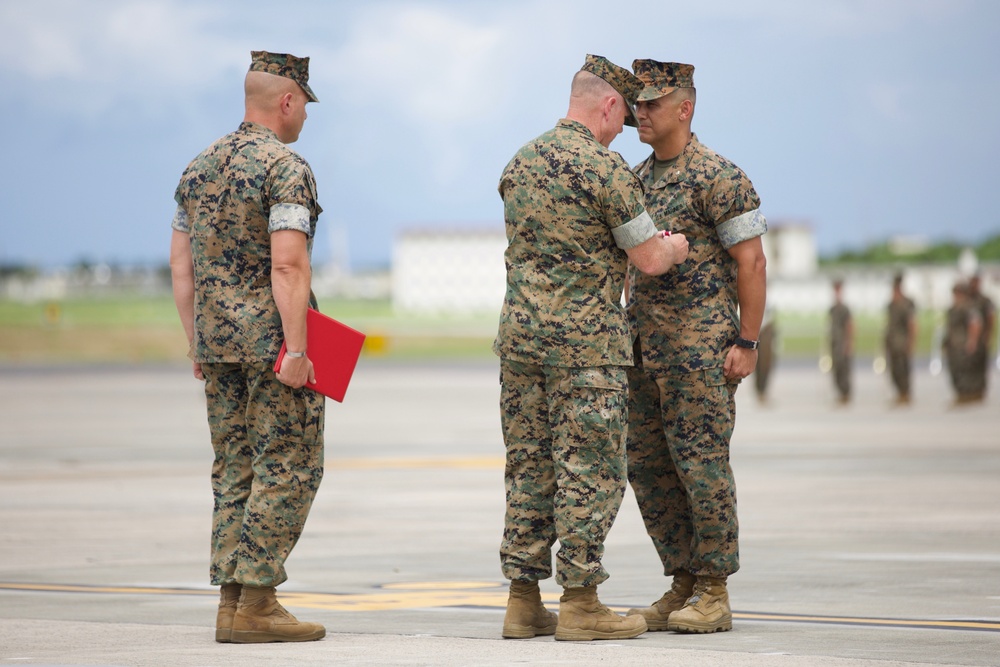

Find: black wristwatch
<box><xmin>734</xmin><ymin>336</ymin><xmax>759</xmax><ymax>350</ymax></box>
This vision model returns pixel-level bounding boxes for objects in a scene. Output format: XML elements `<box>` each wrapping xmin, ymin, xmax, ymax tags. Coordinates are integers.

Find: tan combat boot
<box><xmin>215</xmin><ymin>583</ymin><xmax>242</xmax><ymax>643</ymax></box>
<box><xmin>626</xmin><ymin>570</ymin><xmax>695</xmax><ymax>631</ymax></box>
<box><xmin>502</xmin><ymin>580</ymin><xmax>558</xmax><ymax>638</ymax></box>
<box><xmin>230</xmin><ymin>586</ymin><xmax>326</xmax><ymax>643</ymax></box>
<box><xmin>554</xmin><ymin>586</ymin><xmax>647</xmax><ymax>641</ymax></box>
<box><xmin>666</xmin><ymin>576</ymin><xmax>732</xmax><ymax>633</ymax></box>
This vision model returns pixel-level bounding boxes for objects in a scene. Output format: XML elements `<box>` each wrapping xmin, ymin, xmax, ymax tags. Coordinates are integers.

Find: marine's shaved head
<box><xmin>245</xmin><ymin>70</ymin><xmax>302</xmax><ymax>113</ymax></box>
<box><xmin>570</xmin><ymin>70</ymin><xmax>617</xmax><ymax>105</ymax></box>
<box><xmin>565</xmin><ymin>70</ymin><xmax>629</xmax><ymax>147</ymax></box>
<box><xmin>242</xmin><ymin>70</ymin><xmax>309</xmax><ymax>144</ymax></box>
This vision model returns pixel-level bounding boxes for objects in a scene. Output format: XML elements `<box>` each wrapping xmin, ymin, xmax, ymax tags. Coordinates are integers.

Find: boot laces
<box><xmin>269</xmin><ymin>601</ymin><xmax>296</xmax><ymax>621</ymax></box>
<box><xmin>687</xmin><ymin>579</ymin><xmax>718</xmax><ymax>605</ymax></box>
<box><xmin>654</xmin><ymin>577</ymin><xmax>692</xmax><ymax>610</ymax></box>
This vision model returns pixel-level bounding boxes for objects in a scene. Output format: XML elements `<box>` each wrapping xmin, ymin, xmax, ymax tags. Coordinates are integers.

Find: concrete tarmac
<box><xmin>1</xmin><ymin>359</ymin><xmax>998</xmax><ymax>666</ymax></box>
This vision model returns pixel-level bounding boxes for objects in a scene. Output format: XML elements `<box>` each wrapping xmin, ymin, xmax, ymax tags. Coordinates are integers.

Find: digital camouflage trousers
<box><xmin>499</xmin><ymin>359</ymin><xmax>628</xmax><ymax>588</ymax></box>
<box><xmin>626</xmin><ymin>364</ymin><xmax>740</xmax><ymax>579</ymax></box>
<box><xmin>201</xmin><ymin>361</ymin><xmax>325</xmax><ymax>588</ymax></box>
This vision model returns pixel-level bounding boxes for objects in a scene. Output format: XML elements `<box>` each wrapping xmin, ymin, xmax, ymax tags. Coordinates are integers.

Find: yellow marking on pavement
<box><xmin>0</xmin><ymin>581</ymin><xmax>506</xmax><ymax>612</ymax></box>
<box><xmin>280</xmin><ymin>589</ymin><xmax>509</xmax><ymax>611</ymax></box>
<box><xmin>3</xmin><ymin>581</ymin><xmax>999</xmax><ymax>632</ymax></box>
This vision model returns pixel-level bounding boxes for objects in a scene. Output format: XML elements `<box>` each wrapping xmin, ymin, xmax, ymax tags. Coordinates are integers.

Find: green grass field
<box><xmin>0</xmin><ymin>294</ymin><xmax>946</xmax><ymax>365</ymax></box>
<box><xmin>0</xmin><ymin>295</ymin><xmax>499</xmax><ymax>364</ymax></box>
<box><xmin>770</xmin><ymin>310</ymin><xmax>943</xmax><ymax>360</ymax></box>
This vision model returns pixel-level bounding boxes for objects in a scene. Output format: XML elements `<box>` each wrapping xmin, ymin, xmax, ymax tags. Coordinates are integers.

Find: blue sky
<box><xmin>1</xmin><ymin>0</ymin><xmax>998</xmax><ymax>270</ymax></box>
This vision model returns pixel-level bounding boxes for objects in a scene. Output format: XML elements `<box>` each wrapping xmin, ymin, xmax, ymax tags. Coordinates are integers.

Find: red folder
<box><xmin>273</xmin><ymin>308</ymin><xmax>366</xmax><ymax>402</ymax></box>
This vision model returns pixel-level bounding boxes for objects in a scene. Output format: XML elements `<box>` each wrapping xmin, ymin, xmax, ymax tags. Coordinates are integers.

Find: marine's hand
<box><xmin>276</xmin><ymin>355</ymin><xmax>316</xmax><ymax>388</ymax></box>
<box><xmin>192</xmin><ymin>362</ymin><xmax>204</xmax><ymax>381</ymax></box>
<box><xmin>723</xmin><ymin>345</ymin><xmax>757</xmax><ymax>381</ymax></box>
<box><xmin>667</xmin><ymin>232</ymin><xmax>689</xmax><ymax>264</ymax></box>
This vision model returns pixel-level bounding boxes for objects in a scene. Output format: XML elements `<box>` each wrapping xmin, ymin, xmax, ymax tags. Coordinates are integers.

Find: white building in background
<box><xmin>392</xmin><ymin>227</ymin><xmax>507</xmax><ymax>313</ymax></box>
<box><xmin>391</xmin><ymin>219</ymin><xmax>825</xmax><ymax>315</ymax></box>
<box><xmin>761</xmin><ymin>220</ymin><xmax>817</xmax><ymax>279</ymax></box>
<box><xmin>389</xmin><ymin>221</ymin><xmax>999</xmax><ymax>317</ymax></box>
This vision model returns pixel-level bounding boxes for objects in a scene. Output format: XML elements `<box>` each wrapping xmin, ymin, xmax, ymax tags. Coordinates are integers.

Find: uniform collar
<box><xmin>557</xmin><ymin>118</ymin><xmax>599</xmax><ymax>142</ymax></box>
<box><xmin>641</xmin><ymin>132</ymin><xmax>701</xmax><ymax>187</ymax></box>
<box><xmin>238</xmin><ymin>121</ymin><xmax>279</xmax><ymax>139</ymax></box>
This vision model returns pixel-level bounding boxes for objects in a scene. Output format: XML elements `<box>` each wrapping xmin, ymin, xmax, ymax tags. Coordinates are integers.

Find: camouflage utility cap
<box><xmin>633</xmin><ymin>59</ymin><xmax>694</xmax><ymax>102</ymax></box>
<box><xmin>249</xmin><ymin>50</ymin><xmax>319</xmax><ymax>103</ymax></box>
<box><xmin>581</xmin><ymin>54</ymin><xmax>642</xmax><ymax>127</ymax></box>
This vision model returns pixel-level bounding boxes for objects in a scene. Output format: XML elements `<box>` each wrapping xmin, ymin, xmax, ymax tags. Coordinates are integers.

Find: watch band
<box><xmin>734</xmin><ymin>337</ymin><xmax>759</xmax><ymax>350</ymax></box>
<box><xmin>285</xmin><ymin>350</ymin><xmax>306</xmax><ymax>358</ymax></box>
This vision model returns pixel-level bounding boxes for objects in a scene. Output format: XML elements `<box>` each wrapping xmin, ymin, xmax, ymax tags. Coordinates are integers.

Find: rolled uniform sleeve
<box><xmin>612</xmin><ymin>210</ymin><xmax>657</xmax><ymax>249</ymax></box>
<box><xmin>606</xmin><ymin>159</ymin><xmax>657</xmax><ymax>250</ymax></box>
<box><xmin>268</xmin><ymin>203</ymin><xmax>312</xmax><ymax>235</ymax></box>
<box><xmin>706</xmin><ymin>168</ymin><xmax>765</xmax><ymax>249</ymax></box>
<box><xmin>717</xmin><ymin>208</ymin><xmax>767</xmax><ymax>250</ymax></box>
<box><xmin>171</xmin><ymin>204</ymin><xmax>190</xmax><ymax>233</ymax></box>
<box><xmin>266</xmin><ymin>156</ymin><xmax>323</xmax><ymax>238</ymax></box>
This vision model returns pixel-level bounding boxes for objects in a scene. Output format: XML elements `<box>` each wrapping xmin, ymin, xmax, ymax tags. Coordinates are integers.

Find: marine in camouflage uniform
<box><xmin>829</xmin><ymin>280</ymin><xmax>853</xmax><ymax>403</ymax></box>
<box><xmin>943</xmin><ymin>282</ymin><xmax>984</xmax><ymax>404</ymax></box>
<box><xmin>968</xmin><ymin>274</ymin><xmax>996</xmax><ymax>400</ymax></box>
<box><xmin>170</xmin><ymin>51</ymin><xmax>326</xmax><ymax>644</ymax></box>
<box><xmin>884</xmin><ymin>274</ymin><xmax>916</xmax><ymax>404</ymax></box>
<box><xmin>495</xmin><ymin>55</ymin><xmax>687</xmax><ymax>642</ymax></box>
<box><xmin>624</xmin><ymin>60</ymin><xmax>767</xmax><ymax>635</ymax></box>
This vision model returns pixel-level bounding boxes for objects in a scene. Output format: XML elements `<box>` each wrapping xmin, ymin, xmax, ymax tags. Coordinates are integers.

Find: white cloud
<box><xmin>317</xmin><ymin>4</ymin><xmax>524</xmax><ymax>190</ymax></box>
<box><xmin>624</xmin><ymin>0</ymin><xmax>976</xmax><ymax>41</ymax></box>
<box><xmin>0</xmin><ymin>0</ymin><xmax>243</xmax><ymax>110</ymax></box>
<box><xmin>0</xmin><ymin>0</ymin><xmax>90</xmax><ymax>79</ymax></box>
<box><xmin>327</xmin><ymin>5</ymin><xmax>507</xmax><ymax>125</ymax></box>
